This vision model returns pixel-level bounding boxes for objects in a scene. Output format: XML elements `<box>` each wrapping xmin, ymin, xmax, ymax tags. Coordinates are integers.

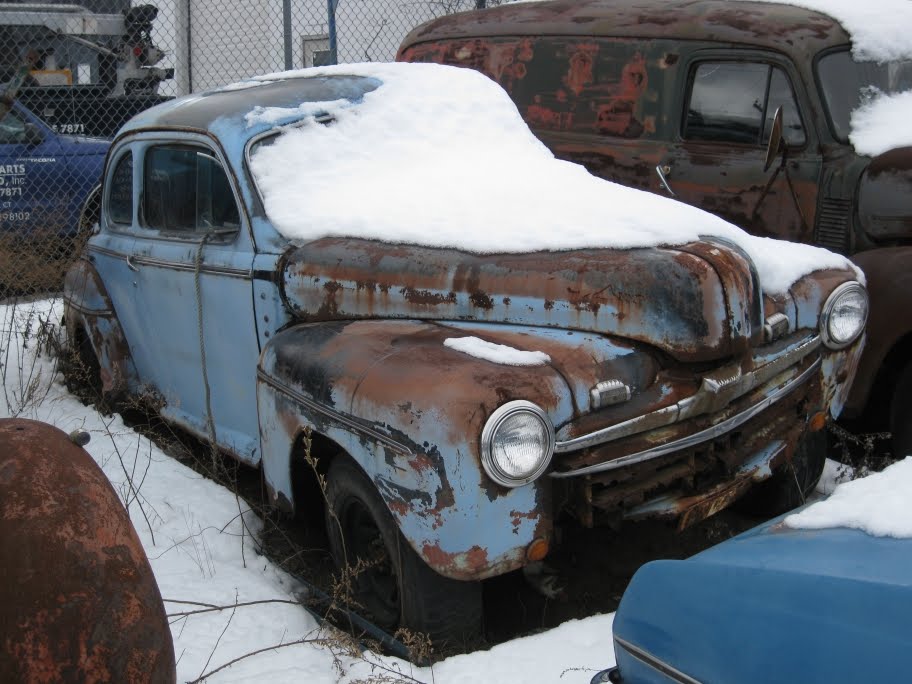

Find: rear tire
<box><xmin>735</xmin><ymin>429</ymin><xmax>826</xmax><ymax>516</ymax></box>
<box><xmin>63</xmin><ymin>326</ymin><xmax>104</xmax><ymax>409</ymax></box>
<box><xmin>324</xmin><ymin>456</ymin><xmax>482</xmax><ymax>648</ymax></box>
<box><xmin>890</xmin><ymin>364</ymin><xmax>912</xmax><ymax>460</ymax></box>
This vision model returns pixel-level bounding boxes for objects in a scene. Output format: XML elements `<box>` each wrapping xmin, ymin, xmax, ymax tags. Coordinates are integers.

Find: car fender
<box><xmin>63</xmin><ymin>257</ymin><xmax>139</xmax><ymax>396</ymax></box>
<box><xmin>256</xmin><ymin>318</ymin><xmax>589</xmax><ymax>581</ymax></box>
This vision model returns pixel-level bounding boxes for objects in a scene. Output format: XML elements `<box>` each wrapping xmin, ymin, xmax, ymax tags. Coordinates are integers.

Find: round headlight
<box><xmin>820</xmin><ymin>281</ymin><xmax>868</xmax><ymax>350</ymax></box>
<box><xmin>481</xmin><ymin>400</ymin><xmax>555</xmax><ymax>487</ymax></box>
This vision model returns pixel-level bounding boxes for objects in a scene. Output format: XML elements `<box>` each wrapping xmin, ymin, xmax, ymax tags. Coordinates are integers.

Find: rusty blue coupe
<box><xmin>64</xmin><ymin>65</ymin><xmax>867</xmax><ymax>644</ymax></box>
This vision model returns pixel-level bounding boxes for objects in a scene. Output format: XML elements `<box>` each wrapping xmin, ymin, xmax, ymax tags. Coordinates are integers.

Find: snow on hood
<box><xmin>246</xmin><ymin>62</ymin><xmax>858</xmax><ymax>295</ymax></box>
<box><xmin>786</xmin><ymin>457</ymin><xmax>912</xmax><ymax>538</ymax></box>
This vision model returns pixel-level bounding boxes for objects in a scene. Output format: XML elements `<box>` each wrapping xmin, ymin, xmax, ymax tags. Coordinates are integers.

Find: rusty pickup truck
<box><xmin>399</xmin><ymin>0</ymin><xmax>912</xmax><ymax>457</ymax></box>
<box><xmin>64</xmin><ymin>62</ymin><xmax>866</xmax><ymax>644</ymax></box>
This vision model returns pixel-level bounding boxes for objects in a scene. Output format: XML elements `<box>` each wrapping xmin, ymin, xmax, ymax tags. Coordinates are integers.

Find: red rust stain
<box><xmin>421</xmin><ymin>542</ymin><xmax>490</xmax><ymax>576</ymax></box>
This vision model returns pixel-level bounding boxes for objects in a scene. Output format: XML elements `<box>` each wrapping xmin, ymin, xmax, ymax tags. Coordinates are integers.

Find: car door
<box><xmin>660</xmin><ymin>54</ymin><xmax>822</xmax><ymax>245</ymax></box>
<box><xmin>122</xmin><ymin>137</ymin><xmax>262</xmax><ymax>464</ymax></box>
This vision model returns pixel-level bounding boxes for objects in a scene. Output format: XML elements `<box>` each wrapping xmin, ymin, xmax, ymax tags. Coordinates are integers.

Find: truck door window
<box><xmin>685</xmin><ymin>62</ymin><xmax>805</xmax><ymax>146</ymax></box>
<box><xmin>143</xmin><ymin>145</ymin><xmax>240</xmax><ymax>236</ymax></box>
<box><xmin>0</xmin><ymin>110</ymin><xmax>28</xmax><ymax>144</ymax></box>
<box><xmin>108</xmin><ymin>152</ymin><xmax>133</xmax><ymax>225</ymax></box>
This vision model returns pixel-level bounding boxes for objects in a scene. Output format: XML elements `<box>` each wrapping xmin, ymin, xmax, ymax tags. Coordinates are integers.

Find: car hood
<box><xmin>281</xmin><ymin>237</ymin><xmax>762</xmax><ymax>364</ymax></box>
<box><xmin>611</xmin><ymin>518</ymin><xmax>912</xmax><ymax>683</ymax></box>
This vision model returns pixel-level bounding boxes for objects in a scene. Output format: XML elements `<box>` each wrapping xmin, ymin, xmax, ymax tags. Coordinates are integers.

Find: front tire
<box><xmin>324</xmin><ymin>457</ymin><xmax>482</xmax><ymax>647</ymax></box>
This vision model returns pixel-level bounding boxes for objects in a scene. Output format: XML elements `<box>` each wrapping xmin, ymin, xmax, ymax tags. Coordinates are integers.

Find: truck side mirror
<box><xmin>23</xmin><ymin>122</ymin><xmax>44</xmax><ymax>146</ymax></box>
<box><xmin>764</xmin><ymin>106</ymin><xmax>784</xmax><ymax>172</ymax></box>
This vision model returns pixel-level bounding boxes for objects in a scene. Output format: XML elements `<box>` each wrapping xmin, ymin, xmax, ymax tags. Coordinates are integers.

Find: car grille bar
<box><xmin>551</xmin><ymin>336</ymin><xmax>821</xmax><ymax>478</ymax></box>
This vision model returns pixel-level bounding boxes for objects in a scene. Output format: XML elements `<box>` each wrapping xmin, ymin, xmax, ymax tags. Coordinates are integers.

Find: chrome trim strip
<box><xmin>88</xmin><ymin>244</ymin><xmax>129</xmax><ymax>261</ymax></box>
<box><xmin>551</xmin><ymin>358</ymin><xmax>820</xmax><ymax>479</ymax></box>
<box><xmin>257</xmin><ymin>369</ymin><xmax>413</xmax><ymax>456</ymax></box>
<box><xmin>614</xmin><ymin>636</ymin><xmax>703</xmax><ymax>684</ymax></box>
<box><xmin>554</xmin><ymin>335</ymin><xmax>821</xmax><ymax>455</ymax></box>
<box><xmin>87</xmin><ymin>244</ymin><xmax>252</xmax><ymax>278</ymax></box>
<box><xmin>129</xmin><ymin>255</ymin><xmax>251</xmax><ymax>278</ymax></box>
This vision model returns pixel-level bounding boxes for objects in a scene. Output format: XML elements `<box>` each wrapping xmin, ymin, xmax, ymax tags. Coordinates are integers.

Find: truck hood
<box><xmin>281</xmin><ymin>237</ymin><xmax>762</xmax><ymax>363</ymax></box>
<box><xmin>859</xmin><ymin>146</ymin><xmax>912</xmax><ymax>242</ymax></box>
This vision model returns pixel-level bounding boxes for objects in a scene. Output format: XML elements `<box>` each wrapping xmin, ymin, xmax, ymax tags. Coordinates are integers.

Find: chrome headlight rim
<box><xmin>480</xmin><ymin>400</ymin><xmax>555</xmax><ymax>488</ymax></box>
<box><xmin>820</xmin><ymin>281</ymin><xmax>868</xmax><ymax>350</ymax></box>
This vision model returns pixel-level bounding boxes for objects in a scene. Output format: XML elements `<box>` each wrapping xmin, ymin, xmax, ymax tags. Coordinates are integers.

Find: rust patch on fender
<box><xmin>421</xmin><ymin>542</ymin><xmax>490</xmax><ymax>578</ymax></box>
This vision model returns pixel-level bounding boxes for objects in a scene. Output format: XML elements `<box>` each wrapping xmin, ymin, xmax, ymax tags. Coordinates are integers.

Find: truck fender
<box><xmin>844</xmin><ymin>247</ymin><xmax>912</xmax><ymax>417</ymax></box>
<box><xmin>256</xmin><ymin>318</ymin><xmax>581</xmax><ymax>581</ymax></box>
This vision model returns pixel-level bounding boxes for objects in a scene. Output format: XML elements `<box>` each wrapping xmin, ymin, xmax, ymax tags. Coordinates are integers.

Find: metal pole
<box><xmin>283</xmin><ymin>0</ymin><xmax>293</xmax><ymax>69</ymax></box>
<box><xmin>327</xmin><ymin>0</ymin><xmax>338</xmax><ymax>64</ymax></box>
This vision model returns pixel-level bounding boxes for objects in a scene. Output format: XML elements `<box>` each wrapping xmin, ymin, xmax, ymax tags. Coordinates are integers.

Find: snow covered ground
<box><xmin>2</xmin><ymin>298</ymin><xmax>907</xmax><ymax>682</ymax></box>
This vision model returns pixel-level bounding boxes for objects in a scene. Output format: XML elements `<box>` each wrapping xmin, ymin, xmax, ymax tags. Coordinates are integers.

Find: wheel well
<box><xmin>289</xmin><ymin>429</ymin><xmax>344</xmax><ymax>521</ymax></box>
<box><xmin>859</xmin><ymin>332</ymin><xmax>912</xmax><ymax>430</ymax></box>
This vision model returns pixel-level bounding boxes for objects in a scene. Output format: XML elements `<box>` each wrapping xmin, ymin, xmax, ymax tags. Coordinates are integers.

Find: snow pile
<box><xmin>444</xmin><ymin>337</ymin><xmax>551</xmax><ymax>366</ymax></box>
<box><xmin>247</xmin><ymin>62</ymin><xmax>857</xmax><ymax>295</ymax></box>
<box><xmin>850</xmin><ymin>90</ymin><xmax>912</xmax><ymax>157</ymax></box>
<box><xmin>745</xmin><ymin>0</ymin><xmax>912</xmax><ymax>62</ymax></box>
<box><xmin>787</xmin><ymin>457</ymin><xmax>912</xmax><ymax>538</ymax></box>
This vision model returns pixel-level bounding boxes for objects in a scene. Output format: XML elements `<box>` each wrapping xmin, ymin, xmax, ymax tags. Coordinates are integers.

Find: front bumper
<box><xmin>551</xmin><ymin>333</ymin><xmax>824</xmax><ymax>528</ymax></box>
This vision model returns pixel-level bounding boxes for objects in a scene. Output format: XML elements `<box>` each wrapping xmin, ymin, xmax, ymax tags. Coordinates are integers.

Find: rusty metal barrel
<box><xmin>0</xmin><ymin>418</ymin><xmax>175</xmax><ymax>683</ymax></box>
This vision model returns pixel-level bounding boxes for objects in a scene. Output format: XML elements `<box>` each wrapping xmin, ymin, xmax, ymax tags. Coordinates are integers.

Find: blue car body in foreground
<box><xmin>601</xmin><ymin>516</ymin><xmax>912</xmax><ymax>683</ymax></box>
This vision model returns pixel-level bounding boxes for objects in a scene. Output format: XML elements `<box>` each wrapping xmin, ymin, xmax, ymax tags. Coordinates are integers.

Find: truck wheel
<box><xmin>735</xmin><ymin>430</ymin><xmax>826</xmax><ymax>516</ymax></box>
<box><xmin>890</xmin><ymin>364</ymin><xmax>912</xmax><ymax>459</ymax></box>
<box><xmin>324</xmin><ymin>457</ymin><xmax>482</xmax><ymax>647</ymax></box>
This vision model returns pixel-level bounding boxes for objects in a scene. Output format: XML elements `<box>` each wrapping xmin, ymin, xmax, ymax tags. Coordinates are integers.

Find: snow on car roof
<box><xmin>246</xmin><ymin>62</ymin><xmax>857</xmax><ymax>294</ymax></box>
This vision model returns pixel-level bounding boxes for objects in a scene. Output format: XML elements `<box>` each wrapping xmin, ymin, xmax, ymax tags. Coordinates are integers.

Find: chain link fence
<box><xmin>0</xmin><ymin>0</ymin><xmax>503</xmax><ymax>299</ymax></box>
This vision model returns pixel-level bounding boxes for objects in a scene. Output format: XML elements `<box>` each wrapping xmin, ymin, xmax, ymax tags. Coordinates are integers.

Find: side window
<box><xmin>684</xmin><ymin>62</ymin><xmax>806</xmax><ymax>146</ymax></box>
<box><xmin>108</xmin><ymin>152</ymin><xmax>133</xmax><ymax>225</ymax></box>
<box><xmin>143</xmin><ymin>145</ymin><xmax>240</xmax><ymax>235</ymax></box>
<box><xmin>0</xmin><ymin>110</ymin><xmax>28</xmax><ymax>144</ymax></box>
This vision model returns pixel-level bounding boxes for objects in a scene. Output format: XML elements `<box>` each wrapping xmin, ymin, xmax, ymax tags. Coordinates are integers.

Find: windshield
<box><xmin>817</xmin><ymin>50</ymin><xmax>912</xmax><ymax>142</ymax></box>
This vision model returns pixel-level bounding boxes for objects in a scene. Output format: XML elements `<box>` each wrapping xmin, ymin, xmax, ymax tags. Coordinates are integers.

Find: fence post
<box><xmin>283</xmin><ymin>0</ymin><xmax>293</xmax><ymax>69</ymax></box>
<box><xmin>327</xmin><ymin>0</ymin><xmax>338</xmax><ymax>65</ymax></box>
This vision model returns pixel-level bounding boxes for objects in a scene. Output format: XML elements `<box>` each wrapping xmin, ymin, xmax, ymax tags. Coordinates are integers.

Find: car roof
<box><xmin>118</xmin><ymin>74</ymin><xmax>379</xmax><ymax>141</ymax></box>
<box><xmin>400</xmin><ymin>0</ymin><xmax>851</xmax><ymax>58</ymax></box>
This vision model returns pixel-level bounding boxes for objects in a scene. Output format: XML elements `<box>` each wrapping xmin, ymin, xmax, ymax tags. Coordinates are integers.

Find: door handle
<box><xmin>655</xmin><ymin>164</ymin><xmax>676</xmax><ymax>197</ymax></box>
<box><xmin>126</xmin><ymin>255</ymin><xmax>139</xmax><ymax>272</ymax></box>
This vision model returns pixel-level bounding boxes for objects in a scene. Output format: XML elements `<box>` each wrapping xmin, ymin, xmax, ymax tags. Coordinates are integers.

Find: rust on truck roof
<box><xmin>400</xmin><ymin>0</ymin><xmax>850</xmax><ymax>59</ymax></box>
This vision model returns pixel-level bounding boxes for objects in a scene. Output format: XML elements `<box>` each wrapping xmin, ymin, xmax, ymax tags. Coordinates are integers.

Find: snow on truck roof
<box><xmin>407</xmin><ymin>0</ymin><xmax>912</xmax><ymax>63</ymax></box>
<box><xmin>242</xmin><ymin>62</ymin><xmax>855</xmax><ymax>294</ymax></box>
